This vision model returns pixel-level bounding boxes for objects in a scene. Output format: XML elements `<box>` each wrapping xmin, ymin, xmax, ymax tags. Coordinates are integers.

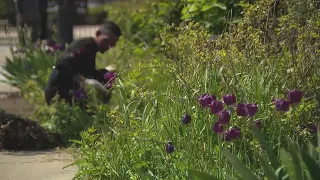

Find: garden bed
<box><xmin>0</xmin><ymin>111</ymin><xmax>64</xmax><ymax>151</ymax></box>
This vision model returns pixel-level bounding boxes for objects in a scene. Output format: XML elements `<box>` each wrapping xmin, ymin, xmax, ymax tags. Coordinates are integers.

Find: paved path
<box><xmin>0</xmin><ymin>149</ymin><xmax>77</xmax><ymax>180</ymax></box>
<box><xmin>0</xmin><ymin>25</ymin><xmax>100</xmax><ymax>44</ymax></box>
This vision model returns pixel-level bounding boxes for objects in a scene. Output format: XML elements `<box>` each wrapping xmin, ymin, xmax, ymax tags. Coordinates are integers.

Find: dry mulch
<box><xmin>0</xmin><ymin>110</ymin><xmax>65</xmax><ymax>151</ymax></box>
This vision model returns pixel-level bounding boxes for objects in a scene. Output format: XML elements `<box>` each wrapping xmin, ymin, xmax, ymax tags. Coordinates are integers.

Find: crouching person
<box><xmin>44</xmin><ymin>21</ymin><xmax>121</xmax><ymax>107</ymax></box>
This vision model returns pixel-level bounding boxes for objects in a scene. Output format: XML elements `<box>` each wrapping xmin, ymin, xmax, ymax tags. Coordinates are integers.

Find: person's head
<box><xmin>95</xmin><ymin>21</ymin><xmax>122</xmax><ymax>53</ymax></box>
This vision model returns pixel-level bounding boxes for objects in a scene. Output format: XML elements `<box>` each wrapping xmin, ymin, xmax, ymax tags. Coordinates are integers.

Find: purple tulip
<box><xmin>311</xmin><ymin>123</ymin><xmax>319</xmax><ymax>133</ymax></box>
<box><xmin>222</xmin><ymin>126</ymin><xmax>241</xmax><ymax>141</ymax></box>
<box><xmin>181</xmin><ymin>114</ymin><xmax>191</xmax><ymax>124</ymax></box>
<box><xmin>288</xmin><ymin>90</ymin><xmax>303</xmax><ymax>104</ymax></box>
<box><xmin>236</xmin><ymin>103</ymin><xmax>248</xmax><ymax>117</ymax></box>
<box><xmin>213</xmin><ymin>121</ymin><xmax>224</xmax><ymax>134</ymax></box>
<box><xmin>198</xmin><ymin>94</ymin><xmax>216</xmax><ymax>107</ymax></box>
<box><xmin>274</xmin><ymin>99</ymin><xmax>290</xmax><ymax>112</ymax></box>
<box><xmin>218</xmin><ymin>110</ymin><xmax>231</xmax><ymax>125</ymax></box>
<box><xmin>228</xmin><ymin>126</ymin><xmax>241</xmax><ymax>139</ymax></box>
<box><xmin>104</xmin><ymin>72</ymin><xmax>116</xmax><ymax>82</ymax></box>
<box><xmin>52</xmin><ymin>44</ymin><xmax>65</xmax><ymax>51</ymax></box>
<box><xmin>165</xmin><ymin>141</ymin><xmax>174</xmax><ymax>154</ymax></box>
<box><xmin>254</xmin><ymin>119</ymin><xmax>262</xmax><ymax>129</ymax></box>
<box><xmin>246</xmin><ymin>103</ymin><xmax>258</xmax><ymax>117</ymax></box>
<box><xmin>73</xmin><ymin>89</ymin><xmax>85</xmax><ymax>99</ymax></box>
<box><xmin>46</xmin><ymin>39</ymin><xmax>56</xmax><ymax>46</ymax></box>
<box><xmin>209</xmin><ymin>100</ymin><xmax>224</xmax><ymax>114</ymax></box>
<box><xmin>46</xmin><ymin>40</ymin><xmax>65</xmax><ymax>51</ymax></box>
<box><xmin>223</xmin><ymin>94</ymin><xmax>236</xmax><ymax>106</ymax></box>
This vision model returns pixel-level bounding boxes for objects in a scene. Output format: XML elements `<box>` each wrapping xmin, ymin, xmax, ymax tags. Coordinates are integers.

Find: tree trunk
<box><xmin>57</xmin><ymin>0</ymin><xmax>75</xmax><ymax>45</ymax></box>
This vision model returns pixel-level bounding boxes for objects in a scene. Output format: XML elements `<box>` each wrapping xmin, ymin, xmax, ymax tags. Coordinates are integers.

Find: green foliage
<box><xmin>188</xmin><ymin>128</ymin><xmax>320</xmax><ymax>180</ymax></box>
<box><xmin>1</xmin><ymin>47</ymin><xmax>60</xmax><ymax>89</ymax></box>
<box><xmin>86</xmin><ymin>5</ymin><xmax>107</xmax><ymax>24</ymax></box>
<box><xmin>181</xmin><ymin>0</ymin><xmax>228</xmax><ymax>33</ymax></box>
<box><xmin>69</xmin><ymin>0</ymin><xmax>320</xmax><ymax>179</ymax></box>
<box><xmin>0</xmin><ymin>0</ymin><xmax>14</xmax><ymax>18</ymax></box>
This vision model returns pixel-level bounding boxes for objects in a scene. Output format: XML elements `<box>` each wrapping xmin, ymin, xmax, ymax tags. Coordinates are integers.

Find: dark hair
<box><xmin>99</xmin><ymin>20</ymin><xmax>122</xmax><ymax>38</ymax></box>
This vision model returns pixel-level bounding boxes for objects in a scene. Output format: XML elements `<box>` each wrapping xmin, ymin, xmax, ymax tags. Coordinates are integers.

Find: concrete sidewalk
<box><xmin>0</xmin><ymin>25</ymin><xmax>99</xmax><ymax>45</ymax></box>
<box><xmin>0</xmin><ymin>149</ymin><xmax>77</xmax><ymax>180</ymax></box>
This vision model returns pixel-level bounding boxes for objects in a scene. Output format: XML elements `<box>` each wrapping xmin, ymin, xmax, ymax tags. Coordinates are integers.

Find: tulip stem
<box><xmin>292</xmin><ymin>106</ymin><xmax>297</xmax><ymax>142</ymax></box>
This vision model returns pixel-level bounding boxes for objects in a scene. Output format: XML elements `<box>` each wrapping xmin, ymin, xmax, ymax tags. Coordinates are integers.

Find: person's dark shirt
<box><xmin>55</xmin><ymin>37</ymin><xmax>100</xmax><ymax>83</ymax></box>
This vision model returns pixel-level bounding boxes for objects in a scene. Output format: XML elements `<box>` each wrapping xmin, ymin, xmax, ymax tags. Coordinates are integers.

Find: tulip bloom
<box><xmin>181</xmin><ymin>114</ymin><xmax>191</xmax><ymax>124</ymax></box>
<box><xmin>218</xmin><ymin>110</ymin><xmax>231</xmax><ymax>125</ymax></box>
<box><xmin>246</xmin><ymin>103</ymin><xmax>258</xmax><ymax>117</ymax></box>
<box><xmin>274</xmin><ymin>99</ymin><xmax>290</xmax><ymax>112</ymax></box>
<box><xmin>209</xmin><ymin>100</ymin><xmax>224</xmax><ymax>114</ymax></box>
<box><xmin>199</xmin><ymin>94</ymin><xmax>216</xmax><ymax>107</ymax></box>
<box><xmin>222</xmin><ymin>126</ymin><xmax>241</xmax><ymax>142</ymax></box>
<box><xmin>288</xmin><ymin>90</ymin><xmax>303</xmax><ymax>104</ymax></box>
<box><xmin>223</xmin><ymin>94</ymin><xmax>236</xmax><ymax>106</ymax></box>
<box><xmin>213</xmin><ymin>121</ymin><xmax>224</xmax><ymax>134</ymax></box>
<box><xmin>236</xmin><ymin>103</ymin><xmax>248</xmax><ymax>117</ymax></box>
<box><xmin>165</xmin><ymin>141</ymin><xmax>174</xmax><ymax>154</ymax></box>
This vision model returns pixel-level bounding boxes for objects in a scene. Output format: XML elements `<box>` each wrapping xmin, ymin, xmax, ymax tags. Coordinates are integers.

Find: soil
<box><xmin>0</xmin><ymin>110</ymin><xmax>65</xmax><ymax>151</ymax></box>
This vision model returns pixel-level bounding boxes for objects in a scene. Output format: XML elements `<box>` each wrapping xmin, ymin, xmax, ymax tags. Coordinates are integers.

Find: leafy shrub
<box><xmin>1</xmin><ymin>44</ymin><xmax>63</xmax><ymax>89</ymax></box>
<box><xmin>86</xmin><ymin>5</ymin><xmax>107</xmax><ymax>24</ymax></box>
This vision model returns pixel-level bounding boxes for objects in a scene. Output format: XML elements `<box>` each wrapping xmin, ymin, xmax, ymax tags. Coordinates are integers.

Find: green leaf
<box><xmin>301</xmin><ymin>150</ymin><xmax>320</xmax><ymax>180</ymax></box>
<box><xmin>275</xmin><ymin>167</ymin><xmax>289</xmax><ymax>180</ymax></box>
<box><xmin>187</xmin><ymin>169</ymin><xmax>219</xmax><ymax>180</ymax></box>
<box><xmin>308</xmin><ymin>142</ymin><xmax>318</xmax><ymax>161</ymax></box>
<box><xmin>212</xmin><ymin>3</ymin><xmax>227</xmax><ymax>10</ymax></box>
<box><xmin>285</xmin><ymin>137</ymin><xmax>304</xmax><ymax>180</ymax></box>
<box><xmin>201</xmin><ymin>4</ymin><xmax>215</xmax><ymax>12</ymax></box>
<box><xmin>220</xmin><ymin>147</ymin><xmax>259</xmax><ymax>180</ymax></box>
<box><xmin>252</xmin><ymin>126</ymin><xmax>285</xmax><ymax>178</ymax></box>
<box><xmin>256</xmin><ymin>152</ymin><xmax>278</xmax><ymax>180</ymax></box>
<box><xmin>225</xmin><ymin>175</ymin><xmax>237</xmax><ymax>180</ymax></box>
<box><xmin>188</xmin><ymin>4</ymin><xmax>199</xmax><ymax>13</ymax></box>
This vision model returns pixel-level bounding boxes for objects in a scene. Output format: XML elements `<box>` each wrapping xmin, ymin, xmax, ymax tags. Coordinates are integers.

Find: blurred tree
<box><xmin>57</xmin><ymin>0</ymin><xmax>75</xmax><ymax>44</ymax></box>
<box><xmin>0</xmin><ymin>0</ymin><xmax>14</xmax><ymax>19</ymax></box>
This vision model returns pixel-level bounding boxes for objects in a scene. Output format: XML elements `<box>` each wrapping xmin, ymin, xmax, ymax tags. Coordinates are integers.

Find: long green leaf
<box><xmin>187</xmin><ymin>169</ymin><xmax>219</xmax><ymax>180</ymax></box>
<box><xmin>308</xmin><ymin>142</ymin><xmax>318</xmax><ymax>162</ymax></box>
<box><xmin>252</xmin><ymin>126</ymin><xmax>286</xmax><ymax>179</ymax></box>
<box><xmin>225</xmin><ymin>175</ymin><xmax>237</xmax><ymax>180</ymax></box>
<box><xmin>286</xmin><ymin>137</ymin><xmax>304</xmax><ymax>180</ymax></box>
<box><xmin>256</xmin><ymin>152</ymin><xmax>278</xmax><ymax>180</ymax></box>
<box><xmin>301</xmin><ymin>150</ymin><xmax>320</xmax><ymax>180</ymax></box>
<box><xmin>220</xmin><ymin>147</ymin><xmax>259</xmax><ymax>180</ymax></box>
